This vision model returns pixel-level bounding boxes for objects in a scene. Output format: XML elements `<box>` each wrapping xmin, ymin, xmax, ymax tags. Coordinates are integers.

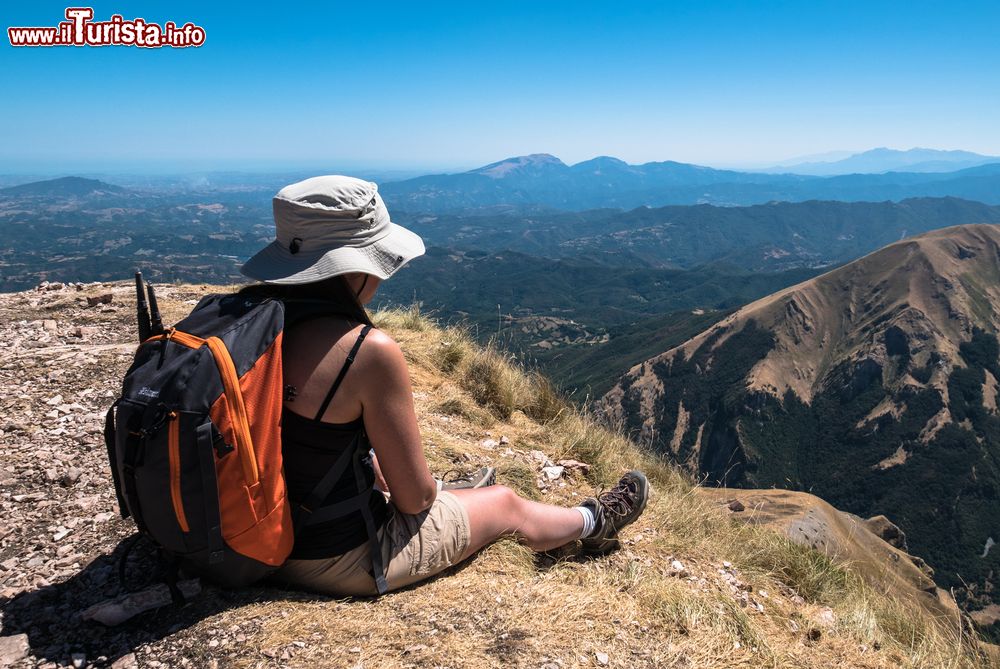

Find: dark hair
<box><xmin>237</xmin><ymin>275</ymin><xmax>374</xmax><ymax>326</ymax></box>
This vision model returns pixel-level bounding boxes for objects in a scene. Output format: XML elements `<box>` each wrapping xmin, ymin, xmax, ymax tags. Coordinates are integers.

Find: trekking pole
<box><xmin>135</xmin><ymin>271</ymin><xmax>152</xmax><ymax>342</ymax></box>
<box><xmin>147</xmin><ymin>282</ymin><xmax>165</xmax><ymax>336</ymax></box>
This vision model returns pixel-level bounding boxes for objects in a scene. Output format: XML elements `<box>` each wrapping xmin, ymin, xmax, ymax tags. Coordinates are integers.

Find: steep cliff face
<box><xmin>602</xmin><ymin>224</ymin><xmax>1000</xmax><ymax>619</ymax></box>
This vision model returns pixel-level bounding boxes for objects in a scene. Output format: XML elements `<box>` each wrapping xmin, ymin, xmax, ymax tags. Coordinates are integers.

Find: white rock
<box><xmin>816</xmin><ymin>606</ymin><xmax>836</xmax><ymax>626</ymax></box>
<box><xmin>0</xmin><ymin>634</ymin><xmax>30</xmax><ymax>666</ymax></box>
<box><xmin>529</xmin><ymin>450</ymin><xmax>553</xmax><ymax>467</ymax></box>
<box><xmin>595</xmin><ymin>651</ymin><xmax>609</xmax><ymax>665</ymax></box>
<box><xmin>71</xmin><ymin>652</ymin><xmax>86</xmax><ymax>668</ymax></box>
<box><xmin>556</xmin><ymin>459</ymin><xmax>591</xmax><ymax>475</ymax></box>
<box><xmin>110</xmin><ymin>652</ymin><xmax>137</xmax><ymax>669</ymax></box>
<box><xmin>541</xmin><ymin>465</ymin><xmax>564</xmax><ymax>481</ymax></box>
<box><xmin>81</xmin><ymin>579</ymin><xmax>202</xmax><ymax>625</ymax></box>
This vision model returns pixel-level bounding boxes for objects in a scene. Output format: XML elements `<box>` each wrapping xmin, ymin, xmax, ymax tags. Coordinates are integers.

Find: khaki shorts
<box><xmin>274</xmin><ymin>491</ymin><xmax>471</xmax><ymax>596</ymax></box>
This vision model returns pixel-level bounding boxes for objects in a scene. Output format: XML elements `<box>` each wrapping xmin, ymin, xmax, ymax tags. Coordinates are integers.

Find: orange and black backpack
<box><xmin>104</xmin><ymin>283</ymin><xmax>293</xmax><ymax>589</ymax></box>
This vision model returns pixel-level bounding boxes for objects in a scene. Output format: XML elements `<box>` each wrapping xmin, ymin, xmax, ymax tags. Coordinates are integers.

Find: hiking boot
<box><xmin>440</xmin><ymin>466</ymin><xmax>497</xmax><ymax>491</ymax></box>
<box><xmin>580</xmin><ymin>470</ymin><xmax>650</xmax><ymax>555</ymax></box>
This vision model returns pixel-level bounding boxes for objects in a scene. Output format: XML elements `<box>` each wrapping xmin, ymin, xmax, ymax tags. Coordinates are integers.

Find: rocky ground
<box><xmin>0</xmin><ymin>281</ymin><xmax>228</xmax><ymax>668</ymax></box>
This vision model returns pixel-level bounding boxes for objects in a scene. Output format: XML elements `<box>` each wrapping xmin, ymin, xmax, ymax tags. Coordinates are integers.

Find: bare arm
<box><xmin>371</xmin><ymin>452</ymin><xmax>389</xmax><ymax>493</ymax></box>
<box><xmin>357</xmin><ymin>330</ymin><xmax>437</xmax><ymax>514</ymax></box>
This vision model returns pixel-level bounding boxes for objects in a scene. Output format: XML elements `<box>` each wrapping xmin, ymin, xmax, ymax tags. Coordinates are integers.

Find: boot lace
<box><xmin>598</xmin><ymin>479</ymin><xmax>638</xmax><ymax>517</ymax></box>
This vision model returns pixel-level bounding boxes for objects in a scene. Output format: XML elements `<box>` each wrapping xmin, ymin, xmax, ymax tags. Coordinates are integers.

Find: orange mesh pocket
<box><xmin>209</xmin><ymin>334</ymin><xmax>292</xmax><ymax>566</ymax></box>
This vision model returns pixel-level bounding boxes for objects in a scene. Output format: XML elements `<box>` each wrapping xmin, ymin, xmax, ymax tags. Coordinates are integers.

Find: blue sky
<box><xmin>2</xmin><ymin>1</ymin><xmax>999</xmax><ymax>172</ymax></box>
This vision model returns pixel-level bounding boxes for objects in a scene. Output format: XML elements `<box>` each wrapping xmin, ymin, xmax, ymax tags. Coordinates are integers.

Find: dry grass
<box><xmin>461</xmin><ymin>344</ymin><xmax>530</xmax><ymax>420</ymax></box>
<box><xmin>237</xmin><ymin>306</ymin><xmax>999</xmax><ymax>669</ymax></box>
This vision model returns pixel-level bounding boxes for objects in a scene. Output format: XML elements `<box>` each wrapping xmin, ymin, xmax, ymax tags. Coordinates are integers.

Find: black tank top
<box><xmin>281</xmin><ymin>322</ymin><xmax>389</xmax><ymax>560</ymax></box>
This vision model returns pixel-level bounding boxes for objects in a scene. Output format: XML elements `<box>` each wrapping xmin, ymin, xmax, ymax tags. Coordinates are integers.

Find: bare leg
<box><xmin>448</xmin><ymin>486</ymin><xmax>584</xmax><ymax>559</ymax></box>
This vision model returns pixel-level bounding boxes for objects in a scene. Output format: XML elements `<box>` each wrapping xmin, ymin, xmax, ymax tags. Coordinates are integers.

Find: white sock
<box><xmin>575</xmin><ymin>505</ymin><xmax>596</xmax><ymax>539</ymax></box>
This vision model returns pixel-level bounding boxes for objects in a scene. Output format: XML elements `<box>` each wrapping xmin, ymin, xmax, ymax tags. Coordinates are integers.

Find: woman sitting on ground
<box><xmin>240</xmin><ymin>175</ymin><xmax>649</xmax><ymax>596</ymax></box>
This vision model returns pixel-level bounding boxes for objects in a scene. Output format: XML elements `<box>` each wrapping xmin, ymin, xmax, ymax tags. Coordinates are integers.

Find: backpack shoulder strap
<box><xmin>313</xmin><ymin>324</ymin><xmax>374</xmax><ymax>422</ymax></box>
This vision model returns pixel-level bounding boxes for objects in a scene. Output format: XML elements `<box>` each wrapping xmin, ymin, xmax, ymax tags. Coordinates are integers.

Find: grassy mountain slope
<box><xmin>0</xmin><ymin>282</ymin><xmax>995</xmax><ymax>667</ymax></box>
<box><xmin>602</xmin><ymin>224</ymin><xmax>1000</xmax><ymax>624</ymax></box>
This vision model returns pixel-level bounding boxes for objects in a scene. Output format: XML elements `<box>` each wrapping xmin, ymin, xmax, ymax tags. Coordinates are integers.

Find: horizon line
<box><xmin>2</xmin><ymin>145</ymin><xmax>999</xmax><ymax>179</ymax></box>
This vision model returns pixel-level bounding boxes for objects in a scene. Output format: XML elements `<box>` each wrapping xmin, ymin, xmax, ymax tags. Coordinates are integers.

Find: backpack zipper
<box><xmin>205</xmin><ymin>336</ymin><xmax>260</xmax><ymax>487</ymax></box>
<box><xmin>167</xmin><ymin>411</ymin><xmax>190</xmax><ymax>533</ymax></box>
<box><xmin>147</xmin><ymin>329</ymin><xmax>261</xmax><ymax>488</ymax></box>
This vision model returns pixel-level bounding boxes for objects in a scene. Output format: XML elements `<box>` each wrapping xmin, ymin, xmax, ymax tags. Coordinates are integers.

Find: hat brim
<box><xmin>240</xmin><ymin>222</ymin><xmax>425</xmax><ymax>285</ymax></box>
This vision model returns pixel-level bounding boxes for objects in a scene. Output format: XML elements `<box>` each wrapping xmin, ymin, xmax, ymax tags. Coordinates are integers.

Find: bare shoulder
<box><xmin>283</xmin><ymin>314</ymin><xmax>404</xmax><ymax>368</ymax></box>
<box><xmin>355</xmin><ymin>327</ymin><xmax>406</xmax><ymax>374</ymax></box>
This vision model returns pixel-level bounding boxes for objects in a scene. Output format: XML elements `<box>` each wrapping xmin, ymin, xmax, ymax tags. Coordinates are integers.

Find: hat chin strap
<box><xmin>355</xmin><ymin>274</ymin><xmax>369</xmax><ymax>299</ymax></box>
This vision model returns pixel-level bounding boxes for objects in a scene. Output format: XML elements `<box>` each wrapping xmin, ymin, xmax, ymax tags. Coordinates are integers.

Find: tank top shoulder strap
<box><xmin>313</xmin><ymin>324</ymin><xmax>373</xmax><ymax>422</ymax></box>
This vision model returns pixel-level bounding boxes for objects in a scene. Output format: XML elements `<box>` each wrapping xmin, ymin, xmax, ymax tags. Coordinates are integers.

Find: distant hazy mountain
<box><xmin>601</xmin><ymin>223</ymin><xmax>1000</xmax><ymax>610</ymax></box>
<box><xmin>767</xmin><ymin>147</ymin><xmax>1000</xmax><ymax>176</ymax></box>
<box><xmin>381</xmin><ymin>153</ymin><xmax>1000</xmax><ymax>212</ymax></box>
<box><xmin>0</xmin><ymin>176</ymin><xmax>126</xmax><ymax>198</ymax></box>
<box><xmin>381</xmin><ymin>153</ymin><xmax>808</xmax><ymax>211</ymax></box>
<box><xmin>403</xmin><ymin>197</ymin><xmax>1000</xmax><ymax>271</ymax></box>
<box><xmin>761</xmin><ymin>150</ymin><xmax>857</xmax><ymax>168</ymax></box>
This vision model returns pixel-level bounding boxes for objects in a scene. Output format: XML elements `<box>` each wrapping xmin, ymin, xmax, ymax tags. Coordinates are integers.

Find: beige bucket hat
<box><xmin>241</xmin><ymin>175</ymin><xmax>424</xmax><ymax>284</ymax></box>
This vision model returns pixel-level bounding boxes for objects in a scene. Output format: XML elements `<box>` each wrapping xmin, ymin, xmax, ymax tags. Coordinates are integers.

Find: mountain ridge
<box><xmin>0</xmin><ymin>176</ymin><xmax>126</xmax><ymax>198</ymax></box>
<box><xmin>601</xmin><ymin>223</ymin><xmax>1000</xmax><ymax>621</ymax></box>
<box><xmin>381</xmin><ymin>154</ymin><xmax>1000</xmax><ymax>211</ymax></box>
<box><xmin>766</xmin><ymin>147</ymin><xmax>1000</xmax><ymax>176</ymax></box>
<box><xmin>619</xmin><ymin>223</ymin><xmax>1000</xmax><ymax>404</ymax></box>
